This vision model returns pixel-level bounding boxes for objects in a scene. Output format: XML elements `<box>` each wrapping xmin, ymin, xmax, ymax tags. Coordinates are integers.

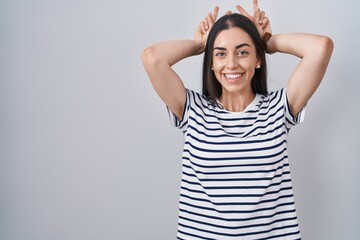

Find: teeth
<box><xmin>225</xmin><ymin>73</ymin><xmax>242</xmax><ymax>79</ymax></box>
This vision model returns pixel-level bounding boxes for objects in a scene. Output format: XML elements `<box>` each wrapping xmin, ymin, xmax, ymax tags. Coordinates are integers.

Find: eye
<box><xmin>237</xmin><ymin>50</ymin><xmax>249</xmax><ymax>56</ymax></box>
<box><xmin>214</xmin><ymin>51</ymin><xmax>226</xmax><ymax>57</ymax></box>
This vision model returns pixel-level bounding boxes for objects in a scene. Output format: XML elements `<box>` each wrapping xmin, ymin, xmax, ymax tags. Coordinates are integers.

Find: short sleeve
<box><xmin>167</xmin><ymin>88</ymin><xmax>193</xmax><ymax>132</ymax></box>
<box><xmin>283</xmin><ymin>87</ymin><xmax>306</xmax><ymax>130</ymax></box>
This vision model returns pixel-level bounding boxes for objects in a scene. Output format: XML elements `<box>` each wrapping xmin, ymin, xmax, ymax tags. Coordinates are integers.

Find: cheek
<box><xmin>243</xmin><ymin>58</ymin><xmax>257</xmax><ymax>68</ymax></box>
<box><xmin>212</xmin><ymin>61</ymin><xmax>224</xmax><ymax>79</ymax></box>
<box><xmin>244</xmin><ymin>61</ymin><xmax>258</xmax><ymax>78</ymax></box>
<box><xmin>213</xmin><ymin>71</ymin><xmax>222</xmax><ymax>82</ymax></box>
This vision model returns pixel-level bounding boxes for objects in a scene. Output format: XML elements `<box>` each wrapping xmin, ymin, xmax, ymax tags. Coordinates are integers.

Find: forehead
<box><xmin>214</xmin><ymin>27</ymin><xmax>253</xmax><ymax>48</ymax></box>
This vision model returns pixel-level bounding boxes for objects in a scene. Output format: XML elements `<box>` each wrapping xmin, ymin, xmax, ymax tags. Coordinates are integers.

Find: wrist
<box><xmin>193</xmin><ymin>40</ymin><xmax>206</xmax><ymax>55</ymax></box>
<box><xmin>262</xmin><ymin>32</ymin><xmax>272</xmax><ymax>54</ymax></box>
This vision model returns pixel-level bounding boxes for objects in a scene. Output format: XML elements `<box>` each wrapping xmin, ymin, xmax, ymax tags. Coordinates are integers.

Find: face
<box><xmin>212</xmin><ymin>27</ymin><xmax>260</xmax><ymax>96</ymax></box>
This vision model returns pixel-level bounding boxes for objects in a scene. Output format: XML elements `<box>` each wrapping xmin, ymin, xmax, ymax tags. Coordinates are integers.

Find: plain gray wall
<box><xmin>1</xmin><ymin>0</ymin><xmax>359</xmax><ymax>239</ymax></box>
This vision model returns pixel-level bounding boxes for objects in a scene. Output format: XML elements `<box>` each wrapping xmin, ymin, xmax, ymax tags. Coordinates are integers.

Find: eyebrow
<box><xmin>213</xmin><ymin>43</ymin><xmax>251</xmax><ymax>51</ymax></box>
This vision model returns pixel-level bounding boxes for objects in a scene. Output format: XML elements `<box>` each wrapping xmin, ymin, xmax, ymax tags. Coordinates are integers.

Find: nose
<box><xmin>226</xmin><ymin>54</ymin><xmax>238</xmax><ymax>69</ymax></box>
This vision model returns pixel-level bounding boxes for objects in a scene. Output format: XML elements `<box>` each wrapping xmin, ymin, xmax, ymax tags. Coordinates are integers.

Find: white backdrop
<box><xmin>1</xmin><ymin>0</ymin><xmax>359</xmax><ymax>239</ymax></box>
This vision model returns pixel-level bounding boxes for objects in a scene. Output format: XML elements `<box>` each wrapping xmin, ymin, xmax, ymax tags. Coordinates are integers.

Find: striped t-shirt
<box><xmin>168</xmin><ymin>88</ymin><xmax>305</xmax><ymax>240</ymax></box>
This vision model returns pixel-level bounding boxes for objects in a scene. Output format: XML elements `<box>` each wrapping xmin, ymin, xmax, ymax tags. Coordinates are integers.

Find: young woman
<box><xmin>142</xmin><ymin>1</ymin><xmax>333</xmax><ymax>239</ymax></box>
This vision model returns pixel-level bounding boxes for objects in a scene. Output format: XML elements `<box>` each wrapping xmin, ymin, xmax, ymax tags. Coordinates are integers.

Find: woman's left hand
<box><xmin>236</xmin><ymin>0</ymin><xmax>272</xmax><ymax>38</ymax></box>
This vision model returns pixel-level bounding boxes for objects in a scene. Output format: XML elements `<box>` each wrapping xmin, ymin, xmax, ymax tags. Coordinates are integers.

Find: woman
<box><xmin>142</xmin><ymin>1</ymin><xmax>333</xmax><ymax>239</ymax></box>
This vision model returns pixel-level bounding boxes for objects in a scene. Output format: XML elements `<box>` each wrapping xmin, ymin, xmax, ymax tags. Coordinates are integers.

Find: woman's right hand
<box><xmin>194</xmin><ymin>6</ymin><xmax>219</xmax><ymax>54</ymax></box>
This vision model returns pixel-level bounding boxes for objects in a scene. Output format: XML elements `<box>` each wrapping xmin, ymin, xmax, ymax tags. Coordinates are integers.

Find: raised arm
<box><xmin>266</xmin><ymin>33</ymin><xmax>333</xmax><ymax>117</ymax></box>
<box><xmin>237</xmin><ymin>0</ymin><xmax>334</xmax><ymax>117</ymax></box>
<box><xmin>141</xmin><ymin>7</ymin><xmax>219</xmax><ymax>120</ymax></box>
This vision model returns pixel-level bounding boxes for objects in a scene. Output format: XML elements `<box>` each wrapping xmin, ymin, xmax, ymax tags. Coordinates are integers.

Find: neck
<box><xmin>219</xmin><ymin>89</ymin><xmax>256</xmax><ymax>112</ymax></box>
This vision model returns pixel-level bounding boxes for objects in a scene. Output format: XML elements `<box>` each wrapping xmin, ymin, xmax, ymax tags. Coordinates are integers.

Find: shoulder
<box><xmin>185</xmin><ymin>89</ymin><xmax>215</xmax><ymax>110</ymax></box>
<box><xmin>259</xmin><ymin>88</ymin><xmax>286</xmax><ymax>108</ymax></box>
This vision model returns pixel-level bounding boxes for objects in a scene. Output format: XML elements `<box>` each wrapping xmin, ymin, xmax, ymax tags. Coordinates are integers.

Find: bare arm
<box><xmin>141</xmin><ymin>40</ymin><xmax>203</xmax><ymax>120</ymax></box>
<box><xmin>266</xmin><ymin>33</ymin><xmax>334</xmax><ymax>116</ymax></box>
<box><xmin>237</xmin><ymin>0</ymin><xmax>334</xmax><ymax>117</ymax></box>
<box><xmin>141</xmin><ymin>7</ymin><xmax>219</xmax><ymax>120</ymax></box>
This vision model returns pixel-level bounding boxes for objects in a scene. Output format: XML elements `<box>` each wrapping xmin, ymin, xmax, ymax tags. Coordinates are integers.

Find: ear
<box><xmin>256</xmin><ymin>58</ymin><xmax>262</xmax><ymax>66</ymax></box>
<box><xmin>256</xmin><ymin>58</ymin><xmax>262</xmax><ymax>69</ymax></box>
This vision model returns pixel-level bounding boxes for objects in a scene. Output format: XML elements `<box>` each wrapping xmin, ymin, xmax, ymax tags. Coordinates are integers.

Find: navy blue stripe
<box><xmin>211</xmin><ymin>100</ymin><xmax>283</xmax><ymax>126</ymax></box>
<box><xmin>254</xmin><ymin>89</ymin><xmax>282</xmax><ymax>118</ymax></box>
<box><xmin>187</xmin><ymin>125</ymin><xmax>229</xmax><ymax>138</ymax></box>
<box><xmin>286</xmin><ymin>116</ymin><xmax>296</xmax><ymax>127</ymax></box>
<box><xmin>178</xmin><ymin>117</ymin><xmax>188</xmax><ymax>130</ymax></box>
<box><xmin>190</xmin><ymin>106</ymin><xmax>255</xmax><ymax>127</ymax></box>
<box><xmin>264</xmin><ymin>90</ymin><xmax>281</xmax><ymax>110</ymax></box>
<box><xmin>178</xmin><ymin>229</ymin><xmax>216</xmax><ymax>240</ymax></box>
<box><xmin>191</xmin><ymin>91</ymin><xmax>218</xmax><ymax>115</ymax></box>
<box><xmin>182</xmin><ymin>155</ymin><xmax>288</xmax><ymax>169</ymax></box>
<box><xmin>254</xmin><ymin>102</ymin><xmax>283</xmax><ymax>123</ymax></box>
<box><xmin>247</xmin><ymin>122</ymin><xmax>287</xmax><ymax>139</ymax></box>
<box><xmin>180</xmin><ymin>215</ymin><xmax>297</xmax><ymax>231</ymax></box>
<box><xmin>189</xmin><ymin>115</ymin><xmax>232</xmax><ymax>133</ymax></box>
<box><xmin>285</xmin><ymin>90</ymin><xmax>297</xmax><ymax>123</ymax></box>
<box><xmin>181</xmin><ymin>185</ymin><xmax>293</xmax><ymax>198</ymax></box>
<box><xmin>187</xmin><ymin>125</ymin><xmax>232</xmax><ymax>138</ymax></box>
<box><xmin>191</xmin><ymin>89</ymin><xmax>283</xmax><ymax>122</ymax></box>
<box><xmin>184</xmin><ymin>139</ymin><xmax>286</xmax><ymax>154</ymax></box>
<box><xmin>242</xmin><ymin>114</ymin><xmax>284</xmax><ymax>138</ymax></box>
<box><xmin>187</xmin><ymin>130</ymin><xmax>286</xmax><ymax>145</ymax></box>
<box><xmin>191</xmin><ymin>102</ymin><xmax>258</xmax><ymax>123</ymax></box>
<box><xmin>178</xmin><ymin>222</ymin><xmax>299</xmax><ymax>238</ymax></box>
<box><xmin>179</xmin><ymin>200</ymin><xmax>295</xmax><ymax>214</ymax></box>
<box><xmin>188</xmin><ymin>101</ymin><xmax>284</xmax><ymax>132</ymax></box>
<box><xmin>180</xmin><ymin>192</ymin><xmax>294</xmax><ymax>206</ymax></box>
<box><xmin>186</xmin><ymin>120</ymin><xmax>285</xmax><ymax>139</ymax></box>
<box><xmin>181</xmin><ymin>178</ymin><xmax>292</xmax><ymax>190</ymax></box>
<box><xmin>179</xmin><ymin>207</ymin><xmax>296</xmax><ymax>223</ymax></box>
<box><xmin>184</xmin><ymin>146</ymin><xmax>287</xmax><ymax>161</ymax></box>
<box><xmin>182</xmin><ymin>162</ymin><xmax>289</xmax><ymax>175</ymax></box>
<box><xmin>182</xmin><ymin>171</ymin><xmax>290</xmax><ymax>182</ymax></box>
<box><xmin>254</xmin><ymin>230</ymin><xmax>301</xmax><ymax>240</ymax></box>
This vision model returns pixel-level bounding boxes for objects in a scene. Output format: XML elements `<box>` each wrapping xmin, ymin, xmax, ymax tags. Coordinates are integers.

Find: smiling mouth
<box><xmin>224</xmin><ymin>73</ymin><xmax>244</xmax><ymax>82</ymax></box>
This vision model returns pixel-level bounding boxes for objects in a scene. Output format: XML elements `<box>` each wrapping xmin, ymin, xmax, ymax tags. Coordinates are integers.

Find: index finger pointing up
<box><xmin>212</xmin><ymin>6</ymin><xmax>219</xmax><ymax>20</ymax></box>
<box><xmin>253</xmin><ymin>0</ymin><xmax>259</xmax><ymax>11</ymax></box>
<box><xmin>236</xmin><ymin>5</ymin><xmax>251</xmax><ymax>19</ymax></box>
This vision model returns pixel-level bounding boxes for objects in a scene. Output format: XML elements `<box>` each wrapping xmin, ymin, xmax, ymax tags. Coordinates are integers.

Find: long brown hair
<box><xmin>202</xmin><ymin>13</ymin><xmax>268</xmax><ymax>106</ymax></box>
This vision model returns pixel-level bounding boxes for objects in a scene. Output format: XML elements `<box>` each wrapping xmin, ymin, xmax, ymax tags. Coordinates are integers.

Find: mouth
<box><xmin>223</xmin><ymin>73</ymin><xmax>244</xmax><ymax>83</ymax></box>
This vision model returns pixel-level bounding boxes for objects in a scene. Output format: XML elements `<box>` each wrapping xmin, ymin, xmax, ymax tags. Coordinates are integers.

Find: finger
<box><xmin>207</xmin><ymin>14</ymin><xmax>215</xmax><ymax>29</ymax></box>
<box><xmin>262</xmin><ymin>17</ymin><xmax>269</xmax><ymax>27</ymax></box>
<box><xmin>253</xmin><ymin>7</ymin><xmax>263</xmax><ymax>33</ymax></box>
<box><xmin>254</xmin><ymin>7</ymin><xmax>260</xmax><ymax>23</ymax></box>
<box><xmin>261</xmin><ymin>10</ymin><xmax>266</xmax><ymax>20</ymax></box>
<box><xmin>207</xmin><ymin>13</ymin><xmax>213</xmax><ymax>25</ymax></box>
<box><xmin>262</xmin><ymin>17</ymin><xmax>272</xmax><ymax>32</ymax></box>
<box><xmin>225</xmin><ymin>10</ymin><xmax>232</xmax><ymax>15</ymax></box>
<box><xmin>212</xmin><ymin>6</ymin><xmax>219</xmax><ymax>21</ymax></box>
<box><xmin>198</xmin><ymin>22</ymin><xmax>205</xmax><ymax>33</ymax></box>
<box><xmin>209</xmin><ymin>12</ymin><xmax>214</xmax><ymax>21</ymax></box>
<box><xmin>253</xmin><ymin>0</ymin><xmax>259</xmax><ymax>11</ymax></box>
<box><xmin>202</xmin><ymin>19</ymin><xmax>209</xmax><ymax>31</ymax></box>
<box><xmin>236</xmin><ymin>5</ymin><xmax>251</xmax><ymax>19</ymax></box>
<box><xmin>259</xmin><ymin>10</ymin><xmax>265</xmax><ymax>25</ymax></box>
<box><xmin>200</xmin><ymin>22</ymin><xmax>206</xmax><ymax>33</ymax></box>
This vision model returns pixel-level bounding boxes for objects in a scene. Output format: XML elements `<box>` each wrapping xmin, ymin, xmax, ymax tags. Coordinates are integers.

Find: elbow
<box><xmin>324</xmin><ymin>36</ymin><xmax>334</xmax><ymax>50</ymax></box>
<box><xmin>318</xmin><ymin>36</ymin><xmax>334</xmax><ymax>61</ymax></box>
<box><xmin>141</xmin><ymin>46</ymin><xmax>159</xmax><ymax>67</ymax></box>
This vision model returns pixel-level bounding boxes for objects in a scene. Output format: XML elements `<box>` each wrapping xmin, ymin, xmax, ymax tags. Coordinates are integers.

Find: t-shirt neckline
<box><xmin>216</xmin><ymin>94</ymin><xmax>261</xmax><ymax>114</ymax></box>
